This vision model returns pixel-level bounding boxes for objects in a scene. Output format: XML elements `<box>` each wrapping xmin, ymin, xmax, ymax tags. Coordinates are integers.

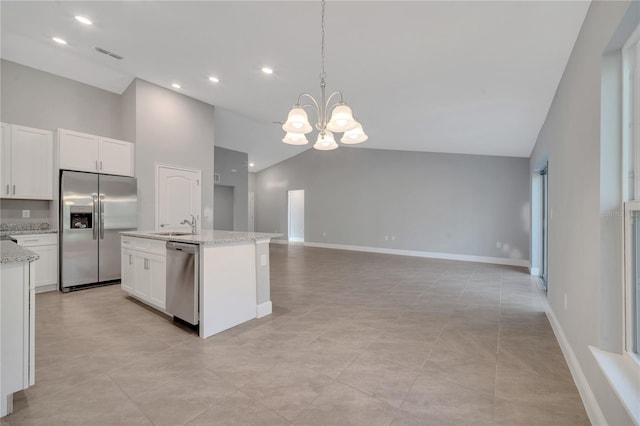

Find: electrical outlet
<box><xmin>22</xmin><ymin>210</ymin><xmax>30</xmax><ymax>219</ymax></box>
<box><xmin>496</xmin><ymin>242</ymin><xmax>502</xmax><ymax>248</ymax></box>
<box><xmin>384</xmin><ymin>235</ymin><xmax>389</xmax><ymax>241</ymax></box>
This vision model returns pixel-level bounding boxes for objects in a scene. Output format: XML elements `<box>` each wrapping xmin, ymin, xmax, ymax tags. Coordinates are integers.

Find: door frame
<box><xmin>155</xmin><ymin>163</ymin><xmax>202</xmax><ymax>232</ymax></box>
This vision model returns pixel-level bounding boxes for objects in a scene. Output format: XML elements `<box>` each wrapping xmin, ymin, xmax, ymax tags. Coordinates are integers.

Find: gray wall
<box><xmin>255</xmin><ymin>147</ymin><xmax>530</xmax><ymax>261</ymax></box>
<box><xmin>214</xmin><ymin>185</ymin><xmax>234</xmax><ymax>231</ymax></box>
<box><xmin>529</xmin><ymin>1</ymin><xmax>634</xmax><ymax>424</ymax></box>
<box><xmin>214</xmin><ymin>146</ymin><xmax>248</xmax><ymax>231</ymax></box>
<box><xmin>130</xmin><ymin>79</ymin><xmax>215</xmax><ymax>231</ymax></box>
<box><xmin>0</xmin><ymin>60</ymin><xmax>122</xmax><ymax>138</ymax></box>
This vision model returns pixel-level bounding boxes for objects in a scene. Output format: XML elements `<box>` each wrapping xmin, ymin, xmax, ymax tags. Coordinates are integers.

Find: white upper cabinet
<box><xmin>1</xmin><ymin>123</ymin><xmax>53</xmax><ymax>200</ymax></box>
<box><xmin>58</xmin><ymin>129</ymin><xmax>134</xmax><ymax>177</ymax></box>
<box><xmin>57</xmin><ymin>129</ymin><xmax>99</xmax><ymax>173</ymax></box>
<box><xmin>99</xmin><ymin>137</ymin><xmax>134</xmax><ymax>177</ymax></box>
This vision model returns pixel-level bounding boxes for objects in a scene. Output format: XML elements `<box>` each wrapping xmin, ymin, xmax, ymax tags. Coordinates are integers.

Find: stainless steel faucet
<box><xmin>181</xmin><ymin>214</ymin><xmax>197</xmax><ymax>234</ymax></box>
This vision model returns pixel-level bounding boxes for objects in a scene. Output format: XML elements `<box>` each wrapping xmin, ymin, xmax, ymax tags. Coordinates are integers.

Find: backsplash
<box><xmin>0</xmin><ymin>199</ymin><xmax>52</xmax><ymax>227</ymax></box>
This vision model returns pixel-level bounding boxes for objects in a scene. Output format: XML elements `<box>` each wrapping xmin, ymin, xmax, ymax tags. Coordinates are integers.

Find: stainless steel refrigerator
<box><xmin>60</xmin><ymin>171</ymin><xmax>137</xmax><ymax>291</ymax></box>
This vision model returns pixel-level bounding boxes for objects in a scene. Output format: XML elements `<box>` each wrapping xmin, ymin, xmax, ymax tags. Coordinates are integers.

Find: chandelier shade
<box><xmin>341</xmin><ymin>123</ymin><xmax>368</xmax><ymax>144</ymax></box>
<box><xmin>313</xmin><ymin>131</ymin><xmax>338</xmax><ymax>150</ymax></box>
<box><xmin>282</xmin><ymin>132</ymin><xmax>309</xmax><ymax>145</ymax></box>
<box><xmin>282</xmin><ymin>107</ymin><xmax>313</xmax><ymax>134</ymax></box>
<box><xmin>327</xmin><ymin>104</ymin><xmax>358</xmax><ymax>133</ymax></box>
<box><xmin>281</xmin><ymin>0</ymin><xmax>366</xmax><ymax>151</ymax></box>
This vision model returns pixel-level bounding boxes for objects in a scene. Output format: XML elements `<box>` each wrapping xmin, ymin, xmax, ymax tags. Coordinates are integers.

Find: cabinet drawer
<box><xmin>14</xmin><ymin>234</ymin><xmax>57</xmax><ymax>247</ymax></box>
<box><xmin>121</xmin><ymin>236</ymin><xmax>166</xmax><ymax>256</ymax></box>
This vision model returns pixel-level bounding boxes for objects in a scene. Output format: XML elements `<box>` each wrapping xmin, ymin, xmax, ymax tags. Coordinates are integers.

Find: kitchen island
<box><xmin>120</xmin><ymin>230</ymin><xmax>280</xmax><ymax>338</ymax></box>
<box><xmin>1</xmin><ymin>240</ymin><xmax>37</xmax><ymax>416</ymax></box>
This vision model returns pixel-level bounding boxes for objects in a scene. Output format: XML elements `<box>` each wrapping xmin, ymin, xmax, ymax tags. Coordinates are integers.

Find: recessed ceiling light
<box><xmin>261</xmin><ymin>67</ymin><xmax>274</xmax><ymax>75</ymax></box>
<box><xmin>209</xmin><ymin>76</ymin><xmax>220</xmax><ymax>83</ymax></box>
<box><xmin>249</xmin><ymin>163</ymin><xmax>255</xmax><ymax>167</ymax></box>
<box><xmin>52</xmin><ymin>37</ymin><xmax>67</xmax><ymax>45</ymax></box>
<box><xmin>74</xmin><ymin>16</ymin><xmax>92</xmax><ymax>25</ymax></box>
<box><xmin>172</xmin><ymin>83</ymin><xmax>181</xmax><ymax>89</ymax></box>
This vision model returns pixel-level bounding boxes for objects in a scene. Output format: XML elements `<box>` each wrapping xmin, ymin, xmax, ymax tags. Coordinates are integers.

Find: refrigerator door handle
<box><xmin>92</xmin><ymin>194</ymin><xmax>98</xmax><ymax>240</ymax></box>
<box><xmin>99</xmin><ymin>194</ymin><xmax>105</xmax><ymax>240</ymax></box>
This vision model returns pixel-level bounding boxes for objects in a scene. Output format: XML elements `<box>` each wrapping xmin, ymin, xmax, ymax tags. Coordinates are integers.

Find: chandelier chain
<box><xmin>320</xmin><ymin>0</ymin><xmax>326</xmax><ymax>82</ymax></box>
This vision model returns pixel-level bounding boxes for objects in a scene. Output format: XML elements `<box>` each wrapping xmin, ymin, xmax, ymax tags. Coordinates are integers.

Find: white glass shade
<box><xmin>282</xmin><ymin>132</ymin><xmax>309</xmax><ymax>145</ymax></box>
<box><xmin>282</xmin><ymin>107</ymin><xmax>313</xmax><ymax>134</ymax></box>
<box><xmin>327</xmin><ymin>104</ymin><xmax>358</xmax><ymax>132</ymax></box>
<box><xmin>340</xmin><ymin>122</ymin><xmax>368</xmax><ymax>144</ymax></box>
<box><xmin>313</xmin><ymin>131</ymin><xmax>338</xmax><ymax>151</ymax></box>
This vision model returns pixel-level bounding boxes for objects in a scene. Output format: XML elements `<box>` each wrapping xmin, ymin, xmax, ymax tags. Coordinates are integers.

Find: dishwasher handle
<box><xmin>166</xmin><ymin>241</ymin><xmax>198</xmax><ymax>253</ymax></box>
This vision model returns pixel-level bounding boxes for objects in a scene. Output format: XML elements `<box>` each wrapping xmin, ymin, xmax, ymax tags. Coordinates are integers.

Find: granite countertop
<box><xmin>0</xmin><ymin>240</ymin><xmax>39</xmax><ymax>264</ymax></box>
<box><xmin>0</xmin><ymin>223</ymin><xmax>57</xmax><ymax>238</ymax></box>
<box><xmin>121</xmin><ymin>230</ymin><xmax>282</xmax><ymax>245</ymax></box>
<box><xmin>0</xmin><ymin>229</ymin><xmax>58</xmax><ymax>237</ymax></box>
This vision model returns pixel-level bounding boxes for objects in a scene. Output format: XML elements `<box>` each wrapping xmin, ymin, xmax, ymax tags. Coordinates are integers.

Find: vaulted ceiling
<box><xmin>1</xmin><ymin>1</ymin><xmax>590</xmax><ymax>170</ymax></box>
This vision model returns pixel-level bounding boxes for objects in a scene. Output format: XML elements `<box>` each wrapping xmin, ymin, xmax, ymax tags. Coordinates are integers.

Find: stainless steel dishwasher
<box><xmin>166</xmin><ymin>241</ymin><xmax>199</xmax><ymax>325</ymax></box>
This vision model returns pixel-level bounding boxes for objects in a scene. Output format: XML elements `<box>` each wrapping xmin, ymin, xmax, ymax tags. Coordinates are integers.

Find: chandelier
<box><xmin>281</xmin><ymin>0</ymin><xmax>367</xmax><ymax>151</ymax></box>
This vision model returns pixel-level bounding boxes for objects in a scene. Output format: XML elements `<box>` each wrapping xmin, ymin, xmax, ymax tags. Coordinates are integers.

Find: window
<box><xmin>623</xmin><ymin>25</ymin><xmax>640</xmax><ymax>360</ymax></box>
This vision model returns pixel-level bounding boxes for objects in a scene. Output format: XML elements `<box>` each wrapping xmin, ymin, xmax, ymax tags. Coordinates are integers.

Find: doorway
<box><xmin>248</xmin><ymin>192</ymin><xmax>255</xmax><ymax>232</ymax></box>
<box><xmin>214</xmin><ymin>184</ymin><xmax>234</xmax><ymax>231</ymax></box>
<box><xmin>288</xmin><ymin>190</ymin><xmax>305</xmax><ymax>242</ymax></box>
<box><xmin>541</xmin><ymin>165</ymin><xmax>549</xmax><ymax>290</ymax></box>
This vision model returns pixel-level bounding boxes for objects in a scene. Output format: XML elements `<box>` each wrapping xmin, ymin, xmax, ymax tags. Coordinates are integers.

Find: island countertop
<box><xmin>0</xmin><ymin>241</ymin><xmax>39</xmax><ymax>264</ymax></box>
<box><xmin>121</xmin><ymin>230</ymin><xmax>282</xmax><ymax>245</ymax></box>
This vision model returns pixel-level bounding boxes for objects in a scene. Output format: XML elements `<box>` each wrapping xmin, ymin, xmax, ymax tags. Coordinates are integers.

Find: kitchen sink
<box><xmin>152</xmin><ymin>232</ymin><xmax>193</xmax><ymax>236</ymax></box>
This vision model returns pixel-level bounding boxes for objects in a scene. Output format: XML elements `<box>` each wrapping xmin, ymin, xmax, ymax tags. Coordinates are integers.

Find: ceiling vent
<box><xmin>94</xmin><ymin>47</ymin><xmax>123</xmax><ymax>60</ymax></box>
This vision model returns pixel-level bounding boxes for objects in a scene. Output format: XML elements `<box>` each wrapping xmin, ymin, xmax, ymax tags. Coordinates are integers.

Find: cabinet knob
<box><xmin>5</xmin><ymin>184</ymin><xmax>8</xmax><ymax>195</ymax></box>
<box><xmin>12</xmin><ymin>185</ymin><xmax>15</xmax><ymax>195</ymax></box>
<box><xmin>95</xmin><ymin>160</ymin><xmax>98</xmax><ymax>171</ymax></box>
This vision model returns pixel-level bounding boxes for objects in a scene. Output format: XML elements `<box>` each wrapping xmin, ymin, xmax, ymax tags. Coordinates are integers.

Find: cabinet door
<box><xmin>0</xmin><ymin>123</ymin><xmax>10</xmax><ymax>198</ymax></box>
<box><xmin>148</xmin><ymin>254</ymin><xmax>166</xmax><ymax>310</ymax></box>
<box><xmin>11</xmin><ymin>125</ymin><xmax>53</xmax><ymax>199</ymax></box>
<box><xmin>29</xmin><ymin>245</ymin><xmax>57</xmax><ymax>288</ymax></box>
<box><xmin>99</xmin><ymin>138</ymin><xmax>134</xmax><ymax>177</ymax></box>
<box><xmin>121</xmin><ymin>249</ymin><xmax>135</xmax><ymax>293</ymax></box>
<box><xmin>133</xmin><ymin>253</ymin><xmax>151</xmax><ymax>301</ymax></box>
<box><xmin>58</xmin><ymin>129</ymin><xmax>99</xmax><ymax>173</ymax></box>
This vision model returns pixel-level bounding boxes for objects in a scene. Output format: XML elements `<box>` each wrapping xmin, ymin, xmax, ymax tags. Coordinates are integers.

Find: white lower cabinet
<box><xmin>1</xmin><ymin>261</ymin><xmax>35</xmax><ymax>416</ymax></box>
<box><xmin>13</xmin><ymin>234</ymin><xmax>57</xmax><ymax>293</ymax></box>
<box><xmin>121</xmin><ymin>237</ymin><xmax>166</xmax><ymax>311</ymax></box>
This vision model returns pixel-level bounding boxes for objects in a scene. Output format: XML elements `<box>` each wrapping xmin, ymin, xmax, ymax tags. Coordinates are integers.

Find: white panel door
<box><xmin>0</xmin><ymin>123</ymin><xmax>11</xmax><ymax>198</ymax></box>
<box><xmin>11</xmin><ymin>125</ymin><xmax>53</xmax><ymax>199</ymax></box>
<box><xmin>58</xmin><ymin>129</ymin><xmax>99</xmax><ymax>172</ymax></box>
<box><xmin>99</xmin><ymin>137</ymin><xmax>134</xmax><ymax>177</ymax></box>
<box><xmin>156</xmin><ymin>165</ymin><xmax>201</xmax><ymax>232</ymax></box>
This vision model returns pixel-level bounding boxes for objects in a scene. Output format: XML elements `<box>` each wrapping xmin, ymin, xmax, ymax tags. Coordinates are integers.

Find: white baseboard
<box><xmin>256</xmin><ymin>301</ymin><xmax>272</xmax><ymax>318</ymax></box>
<box><xmin>530</xmin><ymin>267</ymin><xmax>540</xmax><ymax>276</ymax></box>
<box><xmin>302</xmin><ymin>241</ymin><xmax>530</xmax><ymax>268</ymax></box>
<box><xmin>288</xmin><ymin>237</ymin><xmax>304</xmax><ymax>242</ymax></box>
<box><xmin>270</xmin><ymin>239</ymin><xmax>289</xmax><ymax>245</ymax></box>
<box><xmin>545</xmin><ymin>303</ymin><xmax>607</xmax><ymax>426</ymax></box>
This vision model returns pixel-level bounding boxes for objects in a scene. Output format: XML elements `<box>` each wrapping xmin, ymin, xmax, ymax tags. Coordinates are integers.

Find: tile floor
<box><xmin>3</xmin><ymin>244</ymin><xmax>589</xmax><ymax>425</ymax></box>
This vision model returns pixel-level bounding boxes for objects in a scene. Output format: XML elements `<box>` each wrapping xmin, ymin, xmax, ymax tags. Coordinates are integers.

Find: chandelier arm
<box><xmin>324</xmin><ymin>91</ymin><xmax>344</xmax><ymax>112</ymax></box>
<box><xmin>297</xmin><ymin>93</ymin><xmax>321</xmax><ymax>112</ymax></box>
